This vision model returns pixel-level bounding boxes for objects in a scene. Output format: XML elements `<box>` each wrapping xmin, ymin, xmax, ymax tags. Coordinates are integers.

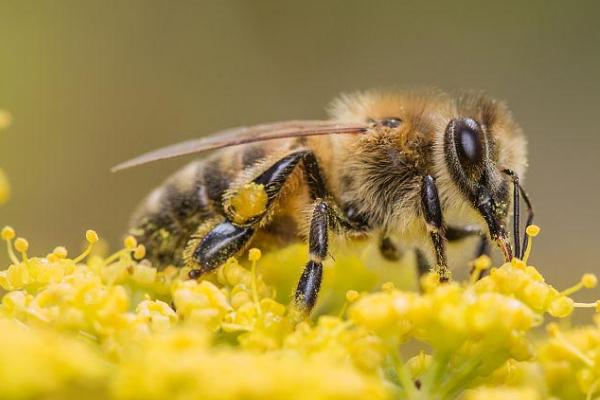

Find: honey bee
<box><xmin>114</xmin><ymin>89</ymin><xmax>533</xmax><ymax>314</ymax></box>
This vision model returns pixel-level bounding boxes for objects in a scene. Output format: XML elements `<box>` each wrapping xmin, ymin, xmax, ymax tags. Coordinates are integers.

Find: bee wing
<box><xmin>111</xmin><ymin>120</ymin><xmax>368</xmax><ymax>172</ymax></box>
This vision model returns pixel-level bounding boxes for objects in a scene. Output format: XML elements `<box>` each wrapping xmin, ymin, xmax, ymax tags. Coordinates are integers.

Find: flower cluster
<box><xmin>0</xmin><ymin>223</ymin><xmax>598</xmax><ymax>399</ymax></box>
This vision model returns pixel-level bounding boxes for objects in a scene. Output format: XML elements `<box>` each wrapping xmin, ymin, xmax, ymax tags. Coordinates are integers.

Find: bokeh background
<box><xmin>0</xmin><ymin>1</ymin><xmax>599</xmax><ymax>290</ymax></box>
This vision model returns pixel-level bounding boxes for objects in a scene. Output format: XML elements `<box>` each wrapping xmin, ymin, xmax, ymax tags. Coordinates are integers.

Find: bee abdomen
<box><xmin>129</xmin><ymin>145</ymin><xmax>270</xmax><ymax>268</ymax></box>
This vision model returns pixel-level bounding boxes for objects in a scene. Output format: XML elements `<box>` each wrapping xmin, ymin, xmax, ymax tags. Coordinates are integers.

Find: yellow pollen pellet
<box><xmin>346</xmin><ymin>290</ymin><xmax>360</xmax><ymax>303</ymax></box>
<box><xmin>52</xmin><ymin>246</ymin><xmax>68</xmax><ymax>258</ymax></box>
<box><xmin>248</xmin><ymin>248</ymin><xmax>262</xmax><ymax>262</ymax></box>
<box><xmin>14</xmin><ymin>237</ymin><xmax>29</xmax><ymax>253</ymax></box>
<box><xmin>124</xmin><ymin>235</ymin><xmax>138</xmax><ymax>249</ymax></box>
<box><xmin>581</xmin><ymin>273</ymin><xmax>598</xmax><ymax>289</ymax></box>
<box><xmin>85</xmin><ymin>230</ymin><xmax>99</xmax><ymax>244</ymax></box>
<box><xmin>526</xmin><ymin>225</ymin><xmax>540</xmax><ymax>237</ymax></box>
<box><xmin>228</xmin><ymin>183</ymin><xmax>268</xmax><ymax>224</ymax></box>
<box><xmin>1</xmin><ymin>226</ymin><xmax>15</xmax><ymax>240</ymax></box>
<box><xmin>134</xmin><ymin>244</ymin><xmax>146</xmax><ymax>260</ymax></box>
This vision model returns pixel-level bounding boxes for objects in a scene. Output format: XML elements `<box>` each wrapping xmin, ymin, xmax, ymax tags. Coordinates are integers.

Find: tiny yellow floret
<box><xmin>581</xmin><ymin>273</ymin><xmax>598</xmax><ymax>289</ymax></box>
<box><xmin>548</xmin><ymin>296</ymin><xmax>574</xmax><ymax>318</ymax></box>
<box><xmin>526</xmin><ymin>225</ymin><xmax>541</xmax><ymax>237</ymax></box>
<box><xmin>123</xmin><ymin>235</ymin><xmax>137</xmax><ymax>250</ymax></box>
<box><xmin>52</xmin><ymin>246</ymin><xmax>68</xmax><ymax>258</ymax></box>
<box><xmin>1</xmin><ymin>226</ymin><xmax>15</xmax><ymax>240</ymax></box>
<box><xmin>133</xmin><ymin>244</ymin><xmax>146</xmax><ymax>260</ymax></box>
<box><xmin>85</xmin><ymin>230</ymin><xmax>99</xmax><ymax>244</ymax></box>
<box><xmin>248</xmin><ymin>248</ymin><xmax>262</xmax><ymax>262</ymax></box>
<box><xmin>511</xmin><ymin>258</ymin><xmax>527</xmax><ymax>270</ymax></box>
<box><xmin>14</xmin><ymin>237</ymin><xmax>29</xmax><ymax>253</ymax></box>
<box><xmin>346</xmin><ymin>290</ymin><xmax>360</xmax><ymax>303</ymax></box>
<box><xmin>473</xmin><ymin>255</ymin><xmax>492</xmax><ymax>270</ymax></box>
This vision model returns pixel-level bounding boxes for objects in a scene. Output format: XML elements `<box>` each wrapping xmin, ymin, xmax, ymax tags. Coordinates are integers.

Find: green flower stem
<box><xmin>385</xmin><ymin>339</ymin><xmax>418</xmax><ymax>400</ymax></box>
<box><xmin>438</xmin><ymin>355</ymin><xmax>485</xmax><ymax>399</ymax></box>
<box><xmin>419</xmin><ymin>351</ymin><xmax>451</xmax><ymax>398</ymax></box>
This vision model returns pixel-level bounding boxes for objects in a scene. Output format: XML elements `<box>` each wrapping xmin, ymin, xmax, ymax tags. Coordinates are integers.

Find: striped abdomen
<box><xmin>129</xmin><ymin>144</ymin><xmax>268</xmax><ymax>267</ymax></box>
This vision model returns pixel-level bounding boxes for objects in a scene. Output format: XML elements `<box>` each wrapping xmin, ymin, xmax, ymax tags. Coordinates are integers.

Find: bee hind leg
<box><xmin>187</xmin><ymin>149</ymin><xmax>326</xmax><ymax>279</ymax></box>
<box><xmin>185</xmin><ymin>217</ymin><xmax>255</xmax><ymax>279</ymax></box>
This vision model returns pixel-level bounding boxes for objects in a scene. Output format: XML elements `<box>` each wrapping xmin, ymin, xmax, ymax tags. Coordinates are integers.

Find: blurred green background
<box><xmin>0</xmin><ymin>0</ymin><xmax>599</xmax><ymax>289</ymax></box>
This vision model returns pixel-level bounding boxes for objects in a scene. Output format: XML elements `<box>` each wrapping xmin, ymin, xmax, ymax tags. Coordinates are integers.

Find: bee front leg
<box><xmin>294</xmin><ymin>199</ymin><xmax>330</xmax><ymax>314</ymax></box>
<box><xmin>420</xmin><ymin>175</ymin><xmax>449</xmax><ymax>282</ymax></box>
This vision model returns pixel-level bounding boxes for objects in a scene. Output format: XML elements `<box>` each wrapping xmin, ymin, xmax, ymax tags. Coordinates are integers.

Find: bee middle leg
<box><xmin>294</xmin><ymin>199</ymin><xmax>330</xmax><ymax>313</ymax></box>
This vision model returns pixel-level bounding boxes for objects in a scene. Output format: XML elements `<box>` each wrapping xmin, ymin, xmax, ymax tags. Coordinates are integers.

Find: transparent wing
<box><xmin>111</xmin><ymin>120</ymin><xmax>368</xmax><ymax>172</ymax></box>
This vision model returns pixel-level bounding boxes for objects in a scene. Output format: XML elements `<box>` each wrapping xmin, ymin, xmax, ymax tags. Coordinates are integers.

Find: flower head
<box><xmin>0</xmin><ymin>224</ymin><xmax>597</xmax><ymax>400</ymax></box>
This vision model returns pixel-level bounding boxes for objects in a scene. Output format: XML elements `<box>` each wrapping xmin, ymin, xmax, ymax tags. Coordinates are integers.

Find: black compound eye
<box><xmin>453</xmin><ymin>118</ymin><xmax>484</xmax><ymax>166</ymax></box>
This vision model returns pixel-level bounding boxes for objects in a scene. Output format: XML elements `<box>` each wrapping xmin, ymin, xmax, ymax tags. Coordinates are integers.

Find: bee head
<box><xmin>444</xmin><ymin>117</ymin><xmax>513</xmax><ymax>260</ymax></box>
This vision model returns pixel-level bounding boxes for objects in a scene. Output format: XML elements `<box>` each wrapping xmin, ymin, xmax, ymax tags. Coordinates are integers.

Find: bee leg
<box><xmin>187</xmin><ymin>219</ymin><xmax>255</xmax><ymax>278</ymax></box>
<box><xmin>294</xmin><ymin>199</ymin><xmax>330</xmax><ymax>314</ymax></box>
<box><xmin>420</xmin><ymin>175</ymin><xmax>449</xmax><ymax>282</ymax></box>
<box><xmin>189</xmin><ymin>150</ymin><xmax>328</xmax><ymax>277</ymax></box>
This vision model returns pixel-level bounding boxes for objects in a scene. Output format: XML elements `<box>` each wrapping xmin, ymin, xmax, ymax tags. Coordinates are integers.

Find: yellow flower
<box><xmin>111</xmin><ymin>327</ymin><xmax>388</xmax><ymax>400</ymax></box>
<box><xmin>0</xmin><ymin>224</ymin><xmax>598</xmax><ymax>400</ymax></box>
<box><xmin>0</xmin><ymin>318</ymin><xmax>107</xmax><ymax>399</ymax></box>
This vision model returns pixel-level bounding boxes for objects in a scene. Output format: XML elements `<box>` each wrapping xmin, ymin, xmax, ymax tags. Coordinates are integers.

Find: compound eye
<box><xmin>453</xmin><ymin>118</ymin><xmax>484</xmax><ymax>166</ymax></box>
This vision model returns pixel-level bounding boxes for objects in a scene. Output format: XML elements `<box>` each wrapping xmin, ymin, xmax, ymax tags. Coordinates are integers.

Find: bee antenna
<box><xmin>503</xmin><ymin>169</ymin><xmax>535</xmax><ymax>259</ymax></box>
